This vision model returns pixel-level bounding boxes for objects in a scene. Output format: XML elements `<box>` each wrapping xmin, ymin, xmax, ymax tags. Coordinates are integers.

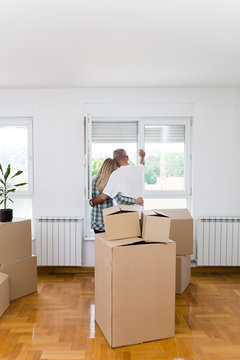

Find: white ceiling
<box><xmin>1</xmin><ymin>0</ymin><xmax>240</xmax><ymax>88</ymax></box>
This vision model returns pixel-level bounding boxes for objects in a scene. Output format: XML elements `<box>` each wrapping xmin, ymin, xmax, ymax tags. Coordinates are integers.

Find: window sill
<box><xmin>84</xmin><ymin>235</ymin><xmax>95</xmax><ymax>241</ymax></box>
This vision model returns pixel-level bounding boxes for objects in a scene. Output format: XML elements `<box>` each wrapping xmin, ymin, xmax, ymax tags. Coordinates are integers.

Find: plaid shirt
<box><xmin>91</xmin><ymin>177</ymin><xmax>136</xmax><ymax>231</ymax></box>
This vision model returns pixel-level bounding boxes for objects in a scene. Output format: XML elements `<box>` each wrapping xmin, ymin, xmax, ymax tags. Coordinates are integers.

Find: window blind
<box><xmin>92</xmin><ymin>122</ymin><xmax>137</xmax><ymax>143</ymax></box>
<box><xmin>144</xmin><ymin>125</ymin><xmax>185</xmax><ymax>143</ymax></box>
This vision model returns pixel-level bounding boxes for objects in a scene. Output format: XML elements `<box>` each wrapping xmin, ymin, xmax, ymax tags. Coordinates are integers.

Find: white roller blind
<box><xmin>144</xmin><ymin>125</ymin><xmax>185</xmax><ymax>143</ymax></box>
<box><xmin>92</xmin><ymin>122</ymin><xmax>137</xmax><ymax>143</ymax></box>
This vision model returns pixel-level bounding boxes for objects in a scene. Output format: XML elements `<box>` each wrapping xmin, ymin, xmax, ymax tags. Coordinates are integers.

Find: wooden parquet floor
<box><xmin>1</xmin><ymin>271</ymin><xmax>240</xmax><ymax>360</ymax></box>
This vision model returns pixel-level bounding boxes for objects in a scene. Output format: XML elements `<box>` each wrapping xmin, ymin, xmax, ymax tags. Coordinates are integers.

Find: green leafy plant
<box><xmin>0</xmin><ymin>164</ymin><xmax>27</xmax><ymax>209</ymax></box>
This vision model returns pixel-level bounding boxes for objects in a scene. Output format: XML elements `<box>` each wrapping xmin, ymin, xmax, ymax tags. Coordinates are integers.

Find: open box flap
<box><xmin>155</xmin><ymin>208</ymin><xmax>192</xmax><ymax>219</ymax></box>
<box><xmin>103</xmin><ymin>205</ymin><xmax>121</xmax><ymax>216</ymax></box>
<box><xmin>95</xmin><ymin>233</ymin><xmax>175</xmax><ymax>247</ymax></box>
<box><xmin>119</xmin><ymin>205</ymin><xmax>138</xmax><ymax>212</ymax></box>
<box><xmin>153</xmin><ymin>210</ymin><xmax>170</xmax><ymax>218</ymax></box>
<box><xmin>103</xmin><ymin>205</ymin><xmax>137</xmax><ymax>217</ymax></box>
<box><xmin>95</xmin><ymin>233</ymin><xmax>142</xmax><ymax>247</ymax></box>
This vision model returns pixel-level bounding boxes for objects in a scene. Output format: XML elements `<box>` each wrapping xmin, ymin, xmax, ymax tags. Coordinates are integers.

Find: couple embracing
<box><xmin>89</xmin><ymin>149</ymin><xmax>145</xmax><ymax>233</ymax></box>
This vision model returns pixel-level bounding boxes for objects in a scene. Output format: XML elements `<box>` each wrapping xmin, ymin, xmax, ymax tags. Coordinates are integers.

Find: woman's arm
<box><xmin>91</xmin><ymin>193</ymin><xmax>109</xmax><ymax>206</ymax></box>
<box><xmin>89</xmin><ymin>192</ymin><xmax>143</xmax><ymax>208</ymax></box>
<box><xmin>90</xmin><ymin>179</ymin><xmax>108</xmax><ymax>207</ymax></box>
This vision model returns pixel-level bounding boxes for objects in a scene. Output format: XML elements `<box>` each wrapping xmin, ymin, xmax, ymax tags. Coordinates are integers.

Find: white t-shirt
<box><xmin>103</xmin><ymin>164</ymin><xmax>144</xmax><ymax>216</ymax></box>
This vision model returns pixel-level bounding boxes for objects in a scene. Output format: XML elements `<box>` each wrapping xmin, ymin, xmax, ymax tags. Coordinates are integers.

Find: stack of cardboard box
<box><xmin>0</xmin><ymin>219</ymin><xmax>37</xmax><ymax>318</ymax></box>
<box><xmin>95</xmin><ymin>205</ymin><xmax>176</xmax><ymax>348</ymax></box>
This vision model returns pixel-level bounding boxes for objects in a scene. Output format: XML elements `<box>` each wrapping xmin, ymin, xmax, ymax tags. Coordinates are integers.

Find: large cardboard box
<box><xmin>0</xmin><ymin>255</ymin><xmax>37</xmax><ymax>301</ymax></box>
<box><xmin>0</xmin><ymin>272</ymin><xmax>9</xmax><ymax>317</ymax></box>
<box><xmin>103</xmin><ymin>205</ymin><xmax>140</xmax><ymax>240</ymax></box>
<box><xmin>95</xmin><ymin>233</ymin><xmax>176</xmax><ymax>348</ymax></box>
<box><xmin>0</xmin><ymin>219</ymin><xmax>32</xmax><ymax>263</ymax></box>
<box><xmin>176</xmin><ymin>255</ymin><xmax>191</xmax><ymax>294</ymax></box>
<box><xmin>141</xmin><ymin>210</ymin><xmax>171</xmax><ymax>243</ymax></box>
<box><xmin>157</xmin><ymin>209</ymin><xmax>193</xmax><ymax>255</ymax></box>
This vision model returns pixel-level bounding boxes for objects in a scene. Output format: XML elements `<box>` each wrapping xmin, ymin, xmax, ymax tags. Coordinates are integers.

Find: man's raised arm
<box><xmin>139</xmin><ymin>149</ymin><xmax>145</xmax><ymax>166</ymax></box>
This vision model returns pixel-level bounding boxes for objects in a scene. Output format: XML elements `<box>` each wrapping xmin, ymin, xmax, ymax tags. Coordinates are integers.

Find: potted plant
<box><xmin>0</xmin><ymin>163</ymin><xmax>27</xmax><ymax>222</ymax></box>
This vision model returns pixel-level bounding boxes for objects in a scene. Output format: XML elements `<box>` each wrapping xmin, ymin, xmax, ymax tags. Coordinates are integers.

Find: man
<box><xmin>90</xmin><ymin>149</ymin><xmax>145</xmax><ymax>216</ymax></box>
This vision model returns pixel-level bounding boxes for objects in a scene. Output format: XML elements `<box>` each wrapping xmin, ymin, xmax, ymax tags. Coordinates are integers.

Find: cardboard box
<box><xmin>103</xmin><ymin>205</ymin><xmax>140</xmax><ymax>240</ymax></box>
<box><xmin>0</xmin><ymin>219</ymin><xmax>32</xmax><ymax>263</ymax></box>
<box><xmin>141</xmin><ymin>210</ymin><xmax>171</xmax><ymax>243</ymax></box>
<box><xmin>0</xmin><ymin>256</ymin><xmax>37</xmax><ymax>301</ymax></box>
<box><xmin>176</xmin><ymin>255</ymin><xmax>191</xmax><ymax>294</ymax></box>
<box><xmin>95</xmin><ymin>233</ymin><xmax>176</xmax><ymax>348</ymax></box>
<box><xmin>0</xmin><ymin>272</ymin><xmax>9</xmax><ymax>317</ymax></box>
<box><xmin>157</xmin><ymin>209</ymin><xmax>193</xmax><ymax>255</ymax></box>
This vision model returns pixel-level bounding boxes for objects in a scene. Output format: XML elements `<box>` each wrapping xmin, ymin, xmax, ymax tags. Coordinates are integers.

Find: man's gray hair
<box><xmin>113</xmin><ymin>149</ymin><xmax>127</xmax><ymax>162</ymax></box>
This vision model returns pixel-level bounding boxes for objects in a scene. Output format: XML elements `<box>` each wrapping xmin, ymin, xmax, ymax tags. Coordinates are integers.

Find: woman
<box><xmin>90</xmin><ymin>158</ymin><xmax>142</xmax><ymax>233</ymax></box>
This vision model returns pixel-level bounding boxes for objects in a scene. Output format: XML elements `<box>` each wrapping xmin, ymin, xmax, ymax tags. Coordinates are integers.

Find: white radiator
<box><xmin>197</xmin><ymin>217</ymin><xmax>240</xmax><ymax>266</ymax></box>
<box><xmin>35</xmin><ymin>217</ymin><xmax>84</xmax><ymax>266</ymax></box>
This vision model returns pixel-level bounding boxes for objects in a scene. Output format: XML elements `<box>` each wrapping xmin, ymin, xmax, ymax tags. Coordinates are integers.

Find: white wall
<box><xmin>0</xmin><ymin>88</ymin><xmax>239</xmax><ymax>265</ymax></box>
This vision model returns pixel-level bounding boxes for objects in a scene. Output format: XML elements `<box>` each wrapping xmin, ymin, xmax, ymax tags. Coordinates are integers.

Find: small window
<box><xmin>0</xmin><ymin>118</ymin><xmax>33</xmax><ymax>218</ymax></box>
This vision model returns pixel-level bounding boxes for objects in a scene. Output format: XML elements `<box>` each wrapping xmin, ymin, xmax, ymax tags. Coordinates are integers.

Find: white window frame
<box><xmin>85</xmin><ymin>114</ymin><xmax>192</xmax><ymax>240</ymax></box>
<box><xmin>138</xmin><ymin>117</ymin><xmax>191</xmax><ymax>199</ymax></box>
<box><xmin>0</xmin><ymin>117</ymin><xmax>33</xmax><ymax>197</ymax></box>
<box><xmin>83</xmin><ymin>102</ymin><xmax>195</xmax><ymax>240</ymax></box>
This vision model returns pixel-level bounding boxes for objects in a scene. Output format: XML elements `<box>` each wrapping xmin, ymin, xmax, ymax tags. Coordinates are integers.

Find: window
<box><xmin>141</xmin><ymin>119</ymin><xmax>191</xmax><ymax>197</ymax></box>
<box><xmin>85</xmin><ymin>116</ymin><xmax>191</xmax><ymax>237</ymax></box>
<box><xmin>140</xmin><ymin>119</ymin><xmax>191</xmax><ymax>214</ymax></box>
<box><xmin>0</xmin><ymin>118</ymin><xmax>33</xmax><ymax>219</ymax></box>
<box><xmin>144</xmin><ymin>125</ymin><xmax>185</xmax><ymax>191</ymax></box>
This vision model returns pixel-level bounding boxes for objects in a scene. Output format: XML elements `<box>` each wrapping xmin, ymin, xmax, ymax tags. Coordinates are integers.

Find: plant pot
<box><xmin>0</xmin><ymin>209</ymin><xmax>13</xmax><ymax>222</ymax></box>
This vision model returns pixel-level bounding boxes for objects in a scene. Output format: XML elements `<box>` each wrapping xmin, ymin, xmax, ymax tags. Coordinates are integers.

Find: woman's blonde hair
<box><xmin>95</xmin><ymin>158</ymin><xmax>118</xmax><ymax>192</ymax></box>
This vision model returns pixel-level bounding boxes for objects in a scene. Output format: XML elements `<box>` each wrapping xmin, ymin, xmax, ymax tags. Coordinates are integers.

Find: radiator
<box><xmin>35</xmin><ymin>217</ymin><xmax>84</xmax><ymax>266</ymax></box>
<box><xmin>197</xmin><ymin>217</ymin><xmax>240</xmax><ymax>266</ymax></box>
